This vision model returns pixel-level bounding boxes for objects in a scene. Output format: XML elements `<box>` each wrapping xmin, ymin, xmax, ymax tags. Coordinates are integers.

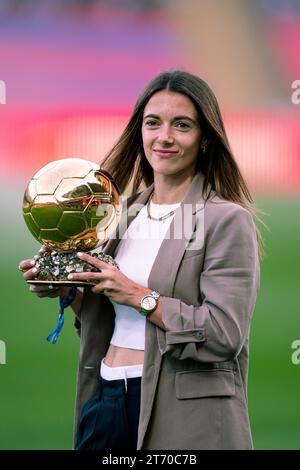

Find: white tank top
<box><xmin>110</xmin><ymin>200</ymin><xmax>180</xmax><ymax>350</ymax></box>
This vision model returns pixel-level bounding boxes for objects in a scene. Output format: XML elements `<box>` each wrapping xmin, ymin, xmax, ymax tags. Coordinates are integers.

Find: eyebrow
<box><xmin>143</xmin><ymin>113</ymin><xmax>197</xmax><ymax>124</ymax></box>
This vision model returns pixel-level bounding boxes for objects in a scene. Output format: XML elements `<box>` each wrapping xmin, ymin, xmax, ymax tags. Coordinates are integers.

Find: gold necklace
<box><xmin>146</xmin><ymin>192</ymin><xmax>177</xmax><ymax>222</ymax></box>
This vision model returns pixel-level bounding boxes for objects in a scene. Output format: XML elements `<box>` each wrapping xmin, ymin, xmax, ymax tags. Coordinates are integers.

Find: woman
<box><xmin>20</xmin><ymin>70</ymin><xmax>261</xmax><ymax>450</ymax></box>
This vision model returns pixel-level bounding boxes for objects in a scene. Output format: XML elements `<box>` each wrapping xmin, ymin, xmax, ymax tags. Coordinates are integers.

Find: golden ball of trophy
<box><xmin>22</xmin><ymin>158</ymin><xmax>122</xmax><ymax>286</ymax></box>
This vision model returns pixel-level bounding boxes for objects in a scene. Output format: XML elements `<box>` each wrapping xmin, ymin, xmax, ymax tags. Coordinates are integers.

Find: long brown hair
<box><xmin>101</xmin><ymin>70</ymin><xmax>265</xmax><ymax>258</ymax></box>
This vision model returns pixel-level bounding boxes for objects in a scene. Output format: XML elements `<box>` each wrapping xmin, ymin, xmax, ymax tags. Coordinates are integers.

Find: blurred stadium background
<box><xmin>0</xmin><ymin>0</ymin><xmax>299</xmax><ymax>449</ymax></box>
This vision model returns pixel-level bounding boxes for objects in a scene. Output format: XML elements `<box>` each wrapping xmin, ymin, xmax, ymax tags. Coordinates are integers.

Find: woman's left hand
<box><xmin>67</xmin><ymin>253</ymin><xmax>147</xmax><ymax>307</ymax></box>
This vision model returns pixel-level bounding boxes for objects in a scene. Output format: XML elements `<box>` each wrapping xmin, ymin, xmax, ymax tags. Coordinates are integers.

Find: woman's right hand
<box><xmin>19</xmin><ymin>248</ymin><xmax>69</xmax><ymax>299</ymax></box>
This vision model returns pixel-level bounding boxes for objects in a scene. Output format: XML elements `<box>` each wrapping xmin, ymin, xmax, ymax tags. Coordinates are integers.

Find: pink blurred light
<box><xmin>0</xmin><ymin>108</ymin><xmax>299</xmax><ymax>196</ymax></box>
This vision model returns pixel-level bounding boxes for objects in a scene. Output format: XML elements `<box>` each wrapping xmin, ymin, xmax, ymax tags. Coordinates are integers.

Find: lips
<box><xmin>153</xmin><ymin>149</ymin><xmax>178</xmax><ymax>158</ymax></box>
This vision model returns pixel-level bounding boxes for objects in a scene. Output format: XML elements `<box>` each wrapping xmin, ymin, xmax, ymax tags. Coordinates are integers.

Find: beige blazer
<box><xmin>73</xmin><ymin>171</ymin><xmax>260</xmax><ymax>450</ymax></box>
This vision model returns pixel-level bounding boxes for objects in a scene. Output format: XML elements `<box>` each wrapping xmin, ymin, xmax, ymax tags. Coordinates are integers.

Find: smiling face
<box><xmin>142</xmin><ymin>90</ymin><xmax>202</xmax><ymax>180</ymax></box>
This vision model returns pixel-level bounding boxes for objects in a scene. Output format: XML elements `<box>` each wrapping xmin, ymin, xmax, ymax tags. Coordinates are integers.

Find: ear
<box><xmin>201</xmin><ymin>137</ymin><xmax>210</xmax><ymax>146</ymax></box>
<box><xmin>200</xmin><ymin>138</ymin><xmax>210</xmax><ymax>152</ymax></box>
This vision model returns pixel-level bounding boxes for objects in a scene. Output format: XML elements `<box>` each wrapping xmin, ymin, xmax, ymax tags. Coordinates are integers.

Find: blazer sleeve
<box><xmin>158</xmin><ymin>205</ymin><xmax>260</xmax><ymax>363</ymax></box>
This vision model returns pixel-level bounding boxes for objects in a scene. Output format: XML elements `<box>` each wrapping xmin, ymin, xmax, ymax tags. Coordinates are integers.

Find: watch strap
<box><xmin>151</xmin><ymin>290</ymin><xmax>160</xmax><ymax>301</ymax></box>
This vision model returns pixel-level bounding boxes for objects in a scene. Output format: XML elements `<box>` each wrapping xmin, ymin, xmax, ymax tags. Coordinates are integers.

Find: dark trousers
<box><xmin>75</xmin><ymin>375</ymin><xmax>141</xmax><ymax>451</ymax></box>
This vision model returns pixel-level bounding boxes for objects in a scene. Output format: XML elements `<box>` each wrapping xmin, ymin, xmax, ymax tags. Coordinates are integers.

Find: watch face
<box><xmin>142</xmin><ymin>296</ymin><xmax>156</xmax><ymax>311</ymax></box>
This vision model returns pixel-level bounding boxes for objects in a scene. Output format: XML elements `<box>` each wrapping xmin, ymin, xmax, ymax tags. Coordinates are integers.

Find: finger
<box><xmin>29</xmin><ymin>285</ymin><xmax>54</xmax><ymax>293</ymax></box>
<box><xmin>31</xmin><ymin>286</ymin><xmax>60</xmax><ymax>294</ymax></box>
<box><xmin>19</xmin><ymin>259</ymin><xmax>36</xmax><ymax>272</ymax></box>
<box><xmin>35</xmin><ymin>292</ymin><xmax>46</xmax><ymax>298</ymax></box>
<box><xmin>35</xmin><ymin>291</ymin><xmax>58</xmax><ymax>298</ymax></box>
<box><xmin>67</xmin><ymin>271</ymin><xmax>105</xmax><ymax>282</ymax></box>
<box><xmin>47</xmin><ymin>291</ymin><xmax>61</xmax><ymax>298</ymax></box>
<box><xmin>91</xmin><ymin>285</ymin><xmax>108</xmax><ymax>295</ymax></box>
<box><xmin>24</xmin><ymin>267</ymin><xmax>39</xmax><ymax>280</ymax></box>
<box><xmin>38</xmin><ymin>245</ymin><xmax>50</xmax><ymax>254</ymax></box>
<box><xmin>36</xmin><ymin>290</ymin><xmax>60</xmax><ymax>298</ymax></box>
<box><xmin>29</xmin><ymin>285</ymin><xmax>60</xmax><ymax>296</ymax></box>
<box><xmin>76</xmin><ymin>252</ymin><xmax>111</xmax><ymax>270</ymax></box>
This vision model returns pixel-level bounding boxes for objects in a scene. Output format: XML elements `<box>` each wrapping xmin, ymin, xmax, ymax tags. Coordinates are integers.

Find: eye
<box><xmin>144</xmin><ymin>119</ymin><xmax>160</xmax><ymax>127</ymax></box>
<box><xmin>174</xmin><ymin>121</ymin><xmax>191</xmax><ymax>130</ymax></box>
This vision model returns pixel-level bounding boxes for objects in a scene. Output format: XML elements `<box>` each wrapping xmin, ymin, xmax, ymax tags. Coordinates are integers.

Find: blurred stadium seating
<box><xmin>0</xmin><ymin>0</ymin><xmax>299</xmax><ymax>193</ymax></box>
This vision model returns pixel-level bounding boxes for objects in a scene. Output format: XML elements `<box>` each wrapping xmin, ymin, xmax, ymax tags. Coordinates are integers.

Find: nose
<box><xmin>156</xmin><ymin>125</ymin><xmax>174</xmax><ymax>144</ymax></box>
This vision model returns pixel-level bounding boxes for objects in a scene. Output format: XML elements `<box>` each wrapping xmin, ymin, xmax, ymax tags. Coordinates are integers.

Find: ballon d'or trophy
<box><xmin>23</xmin><ymin>158</ymin><xmax>122</xmax><ymax>286</ymax></box>
<box><xmin>22</xmin><ymin>158</ymin><xmax>122</xmax><ymax>344</ymax></box>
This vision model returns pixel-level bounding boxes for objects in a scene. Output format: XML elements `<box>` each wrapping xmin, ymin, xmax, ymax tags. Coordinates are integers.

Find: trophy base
<box><xmin>27</xmin><ymin>280</ymin><xmax>97</xmax><ymax>288</ymax></box>
<box><xmin>28</xmin><ymin>251</ymin><xmax>119</xmax><ymax>288</ymax></box>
